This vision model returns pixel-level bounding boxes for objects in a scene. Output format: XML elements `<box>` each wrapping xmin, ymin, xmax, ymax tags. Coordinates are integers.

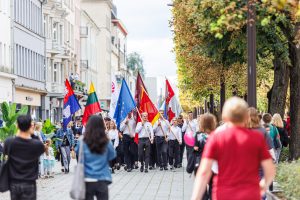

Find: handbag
<box><xmin>0</xmin><ymin>138</ymin><xmax>13</xmax><ymax>193</ymax></box>
<box><xmin>70</xmin><ymin>138</ymin><xmax>86</xmax><ymax>200</ymax></box>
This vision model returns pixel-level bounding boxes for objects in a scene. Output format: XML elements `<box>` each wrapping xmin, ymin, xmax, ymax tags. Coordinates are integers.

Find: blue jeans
<box><xmin>61</xmin><ymin>146</ymin><xmax>71</xmax><ymax>171</ymax></box>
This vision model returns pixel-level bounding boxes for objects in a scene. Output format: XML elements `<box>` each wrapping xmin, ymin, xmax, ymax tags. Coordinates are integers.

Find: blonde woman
<box><xmin>272</xmin><ymin>114</ymin><xmax>288</xmax><ymax>163</ymax></box>
<box><xmin>108</xmin><ymin>121</ymin><xmax>119</xmax><ymax>173</ymax></box>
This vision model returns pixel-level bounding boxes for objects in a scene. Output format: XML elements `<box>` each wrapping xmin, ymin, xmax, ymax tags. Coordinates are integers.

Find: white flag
<box><xmin>109</xmin><ymin>74</ymin><xmax>120</xmax><ymax>118</ymax></box>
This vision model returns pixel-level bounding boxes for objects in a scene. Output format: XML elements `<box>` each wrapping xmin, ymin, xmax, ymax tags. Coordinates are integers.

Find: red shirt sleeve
<box><xmin>259</xmin><ymin>135</ymin><xmax>272</xmax><ymax>161</ymax></box>
<box><xmin>202</xmin><ymin>133</ymin><xmax>218</xmax><ymax>160</ymax></box>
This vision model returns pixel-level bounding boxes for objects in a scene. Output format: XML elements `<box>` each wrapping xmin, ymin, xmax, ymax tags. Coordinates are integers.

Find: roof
<box><xmin>112</xmin><ymin>19</ymin><xmax>128</xmax><ymax>36</ymax></box>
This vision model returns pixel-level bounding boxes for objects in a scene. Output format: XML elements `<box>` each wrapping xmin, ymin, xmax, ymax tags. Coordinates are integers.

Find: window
<box><xmin>59</xmin><ymin>25</ymin><xmax>63</xmax><ymax>44</ymax></box>
<box><xmin>43</xmin><ymin>14</ymin><xmax>47</xmax><ymax>37</ymax></box>
<box><xmin>53</xmin><ymin>63</ymin><xmax>57</xmax><ymax>82</ymax></box>
<box><xmin>53</xmin><ymin>22</ymin><xmax>57</xmax><ymax>41</ymax></box>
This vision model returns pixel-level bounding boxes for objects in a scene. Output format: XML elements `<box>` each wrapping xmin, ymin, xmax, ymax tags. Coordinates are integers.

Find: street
<box><xmin>0</xmin><ymin>159</ymin><xmax>193</xmax><ymax>200</ymax></box>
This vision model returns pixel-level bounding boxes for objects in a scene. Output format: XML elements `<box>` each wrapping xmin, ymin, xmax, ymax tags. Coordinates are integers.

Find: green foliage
<box><xmin>42</xmin><ymin>119</ymin><xmax>56</xmax><ymax>135</ymax></box>
<box><xmin>127</xmin><ymin>52</ymin><xmax>145</xmax><ymax>77</ymax></box>
<box><xmin>276</xmin><ymin>160</ymin><xmax>300</xmax><ymax>200</ymax></box>
<box><xmin>0</xmin><ymin>102</ymin><xmax>28</xmax><ymax>141</ymax></box>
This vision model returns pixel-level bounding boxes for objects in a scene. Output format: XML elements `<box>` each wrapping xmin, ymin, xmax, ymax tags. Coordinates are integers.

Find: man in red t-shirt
<box><xmin>191</xmin><ymin>97</ymin><xmax>276</xmax><ymax>200</ymax></box>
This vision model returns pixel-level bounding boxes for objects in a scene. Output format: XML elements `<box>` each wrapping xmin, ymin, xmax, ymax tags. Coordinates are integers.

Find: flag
<box><xmin>63</xmin><ymin>79</ymin><xmax>81</xmax><ymax>130</ymax></box>
<box><xmin>164</xmin><ymin>79</ymin><xmax>182</xmax><ymax>121</ymax></box>
<box><xmin>135</xmin><ymin>72</ymin><xmax>147</xmax><ymax>114</ymax></box>
<box><xmin>113</xmin><ymin>79</ymin><xmax>136</xmax><ymax>129</ymax></box>
<box><xmin>109</xmin><ymin>73</ymin><xmax>120</xmax><ymax>118</ymax></box>
<box><xmin>139</xmin><ymin>86</ymin><xmax>160</xmax><ymax>125</ymax></box>
<box><xmin>82</xmin><ymin>82</ymin><xmax>102</xmax><ymax>126</ymax></box>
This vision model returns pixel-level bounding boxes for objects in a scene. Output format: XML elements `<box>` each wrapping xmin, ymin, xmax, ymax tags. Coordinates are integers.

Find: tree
<box><xmin>0</xmin><ymin>102</ymin><xmax>28</xmax><ymax>141</ymax></box>
<box><xmin>127</xmin><ymin>52</ymin><xmax>146</xmax><ymax>77</ymax></box>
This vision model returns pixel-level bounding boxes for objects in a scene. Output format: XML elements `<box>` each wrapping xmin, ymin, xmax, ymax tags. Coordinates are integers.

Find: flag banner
<box><xmin>82</xmin><ymin>82</ymin><xmax>102</xmax><ymax>126</ymax></box>
<box><xmin>63</xmin><ymin>79</ymin><xmax>81</xmax><ymax>130</ymax></box>
<box><xmin>139</xmin><ymin>86</ymin><xmax>160</xmax><ymax>125</ymax></box>
<box><xmin>113</xmin><ymin>79</ymin><xmax>136</xmax><ymax>129</ymax></box>
<box><xmin>165</xmin><ymin>79</ymin><xmax>182</xmax><ymax>121</ymax></box>
<box><xmin>109</xmin><ymin>73</ymin><xmax>120</xmax><ymax>118</ymax></box>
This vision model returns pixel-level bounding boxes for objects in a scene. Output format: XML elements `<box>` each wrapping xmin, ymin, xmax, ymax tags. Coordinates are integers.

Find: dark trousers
<box><xmin>131</xmin><ymin>142</ymin><xmax>138</xmax><ymax>163</ymax></box>
<box><xmin>116</xmin><ymin>139</ymin><xmax>124</xmax><ymax>165</ymax></box>
<box><xmin>85</xmin><ymin>181</ymin><xmax>109</xmax><ymax>200</ymax></box>
<box><xmin>138</xmin><ymin>138</ymin><xmax>151</xmax><ymax>169</ymax></box>
<box><xmin>123</xmin><ymin>135</ymin><xmax>133</xmax><ymax>169</ymax></box>
<box><xmin>156</xmin><ymin>136</ymin><xmax>168</xmax><ymax>167</ymax></box>
<box><xmin>179</xmin><ymin>138</ymin><xmax>185</xmax><ymax>164</ymax></box>
<box><xmin>186</xmin><ymin>145</ymin><xmax>194</xmax><ymax>165</ymax></box>
<box><xmin>10</xmin><ymin>181</ymin><xmax>37</xmax><ymax>200</ymax></box>
<box><xmin>168</xmin><ymin>140</ymin><xmax>180</xmax><ymax>166</ymax></box>
<box><xmin>150</xmin><ymin>142</ymin><xmax>157</xmax><ymax>167</ymax></box>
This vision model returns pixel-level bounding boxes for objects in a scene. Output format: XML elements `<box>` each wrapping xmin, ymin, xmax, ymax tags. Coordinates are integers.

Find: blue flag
<box><xmin>114</xmin><ymin>79</ymin><xmax>136</xmax><ymax>129</ymax></box>
<box><xmin>63</xmin><ymin>79</ymin><xmax>81</xmax><ymax>130</ymax></box>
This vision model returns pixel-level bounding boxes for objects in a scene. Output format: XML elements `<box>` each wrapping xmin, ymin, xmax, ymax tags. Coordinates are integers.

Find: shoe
<box><xmin>127</xmin><ymin>168</ymin><xmax>132</xmax><ymax>172</ymax></box>
<box><xmin>112</xmin><ymin>169</ymin><xmax>115</xmax><ymax>174</ymax></box>
<box><xmin>170</xmin><ymin>166</ymin><xmax>174</xmax><ymax>170</ymax></box>
<box><xmin>124</xmin><ymin>166</ymin><xmax>127</xmax><ymax>171</ymax></box>
<box><xmin>160</xmin><ymin>167</ymin><xmax>163</xmax><ymax>171</ymax></box>
<box><xmin>134</xmin><ymin>164</ymin><xmax>139</xmax><ymax>169</ymax></box>
<box><xmin>140</xmin><ymin>166</ymin><xmax>144</xmax><ymax>172</ymax></box>
<box><xmin>145</xmin><ymin>168</ymin><xmax>148</xmax><ymax>173</ymax></box>
<box><xmin>61</xmin><ymin>169</ymin><xmax>65</xmax><ymax>173</ymax></box>
<box><xmin>178</xmin><ymin>163</ymin><xmax>182</xmax><ymax>168</ymax></box>
<box><xmin>149</xmin><ymin>166</ymin><xmax>153</xmax><ymax>170</ymax></box>
<box><xmin>116</xmin><ymin>165</ymin><xmax>121</xmax><ymax>170</ymax></box>
<box><xmin>164</xmin><ymin>167</ymin><xmax>168</xmax><ymax>171</ymax></box>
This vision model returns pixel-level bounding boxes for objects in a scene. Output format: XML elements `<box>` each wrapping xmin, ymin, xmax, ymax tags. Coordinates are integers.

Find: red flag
<box><xmin>134</xmin><ymin>72</ymin><xmax>148</xmax><ymax>144</ymax></box>
<box><xmin>165</xmin><ymin>79</ymin><xmax>175</xmax><ymax>104</ymax></box>
<box><xmin>165</xmin><ymin>79</ymin><xmax>181</xmax><ymax>121</ymax></box>
<box><xmin>139</xmin><ymin>86</ymin><xmax>160</xmax><ymax>125</ymax></box>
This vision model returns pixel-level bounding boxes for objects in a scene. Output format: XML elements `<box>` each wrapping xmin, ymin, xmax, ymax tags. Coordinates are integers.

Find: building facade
<box><xmin>0</xmin><ymin>0</ymin><xmax>16</xmax><ymax>103</ymax></box>
<box><xmin>13</xmin><ymin>0</ymin><xmax>47</xmax><ymax>120</ymax></box>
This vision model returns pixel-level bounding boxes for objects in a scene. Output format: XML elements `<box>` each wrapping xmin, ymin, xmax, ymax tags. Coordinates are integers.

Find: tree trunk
<box><xmin>209</xmin><ymin>94</ymin><xmax>214</xmax><ymax>113</ymax></box>
<box><xmin>289</xmin><ymin>41</ymin><xmax>300</xmax><ymax>160</ymax></box>
<box><xmin>268</xmin><ymin>58</ymin><xmax>289</xmax><ymax>117</ymax></box>
<box><xmin>220</xmin><ymin>73</ymin><xmax>226</xmax><ymax>113</ymax></box>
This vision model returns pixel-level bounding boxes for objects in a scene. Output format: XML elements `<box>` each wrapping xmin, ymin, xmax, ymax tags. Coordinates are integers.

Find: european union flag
<box><xmin>63</xmin><ymin>79</ymin><xmax>81</xmax><ymax>130</ymax></box>
<box><xmin>114</xmin><ymin>79</ymin><xmax>136</xmax><ymax>129</ymax></box>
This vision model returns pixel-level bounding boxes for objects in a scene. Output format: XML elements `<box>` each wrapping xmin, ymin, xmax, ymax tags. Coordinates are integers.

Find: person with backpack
<box><xmin>3</xmin><ymin>115</ymin><xmax>45</xmax><ymax>200</ymax></box>
<box><xmin>272</xmin><ymin>114</ymin><xmax>289</xmax><ymax>162</ymax></box>
<box><xmin>193</xmin><ymin>113</ymin><xmax>217</xmax><ymax>200</ymax></box>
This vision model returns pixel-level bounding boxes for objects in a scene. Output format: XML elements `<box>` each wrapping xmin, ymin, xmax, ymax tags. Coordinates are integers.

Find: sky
<box><xmin>114</xmin><ymin>0</ymin><xmax>177</xmax><ymax>79</ymax></box>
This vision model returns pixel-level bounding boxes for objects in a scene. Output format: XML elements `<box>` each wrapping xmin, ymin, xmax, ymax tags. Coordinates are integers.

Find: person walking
<box><xmin>177</xmin><ymin>115</ymin><xmax>185</xmax><ymax>168</ymax></box>
<box><xmin>43</xmin><ymin>139</ymin><xmax>55</xmax><ymax>178</ymax></box>
<box><xmin>3</xmin><ymin>115</ymin><xmax>45</xmax><ymax>200</ymax></box>
<box><xmin>168</xmin><ymin>118</ymin><xmax>182</xmax><ymax>170</ymax></box>
<box><xmin>153</xmin><ymin>112</ymin><xmax>169</xmax><ymax>171</ymax></box>
<box><xmin>120</xmin><ymin>112</ymin><xmax>136</xmax><ymax>172</ymax></box>
<box><xmin>55</xmin><ymin>122</ymin><xmax>74</xmax><ymax>173</ymax></box>
<box><xmin>75</xmin><ymin>115</ymin><xmax>116</xmax><ymax>200</ymax></box>
<box><xmin>135</xmin><ymin>112</ymin><xmax>154</xmax><ymax>173</ymax></box>
<box><xmin>108</xmin><ymin>120</ymin><xmax>119</xmax><ymax>173</ymax></box>
<box><xmin>34</xmin><ymin>122</ymin><xmax>46</xmax><ymax>178</ymax></box>
<box><xmin>272</xmin><ymin>114</ymin><xmax>289</xmax><ymax>160</ymax></box>
<box><xmin>182</xmin><ymin>111</ymin><xmax>197</xmax><ymax>163</ymax></box>
<box><xmin>193</xmin><ymin>113</ymin><xmax>217</xmax><ymax>200</ymax></box>
<box><xmin>191</xmin><ymin>97</ymin><xmax>276</xmax><ymax>200</ymax></box>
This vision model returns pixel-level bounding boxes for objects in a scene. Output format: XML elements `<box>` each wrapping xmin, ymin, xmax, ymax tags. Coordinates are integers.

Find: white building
<box><xmin>80</xmin><ymin>10</ymin><xmax>101</xmax><ymax>95</ymax></box>
<box><xmin>0</xmin><ymin>0</ymin><xmax>16</xmax><ymax>103</ymax></box>
<box><xmin>13</xmin><ymin>0</ymin><xmax>47</xmax><ymax>120</ymax></box>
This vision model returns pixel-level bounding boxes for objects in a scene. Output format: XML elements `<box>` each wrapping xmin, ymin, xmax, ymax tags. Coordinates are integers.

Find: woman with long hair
<box><xmin>108</xmin><ymin>120</ymin><xmax>119</xmax><ymax>173</ymax></box>
<box><xmin>75</xmin><ymin>115</ymin><xmax>116</xmax><ymax>200</ymax></box>
<box><xmin>272</xmin><ymin>113</ymin><xmax>286</xmax><ymax>163</ymax></box>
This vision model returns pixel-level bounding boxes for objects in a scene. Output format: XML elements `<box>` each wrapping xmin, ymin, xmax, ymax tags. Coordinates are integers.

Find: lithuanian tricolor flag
<box><xmin>82</xmin><ymin>82</ymin><xmax>102</xmax><ymax>125</ymax></box>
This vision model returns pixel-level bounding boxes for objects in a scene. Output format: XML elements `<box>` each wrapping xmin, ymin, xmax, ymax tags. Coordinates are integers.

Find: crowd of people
<box><xmin>0</xmin><ymin>96</ymin><xmax>291</xmax><ymax>200</ymax></box>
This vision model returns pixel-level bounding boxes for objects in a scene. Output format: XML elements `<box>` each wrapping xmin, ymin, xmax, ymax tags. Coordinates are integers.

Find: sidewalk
<box><xmin>0</xmin><ymin>159</ymin><xmax>194</xmax><ymax>200</ymax></box>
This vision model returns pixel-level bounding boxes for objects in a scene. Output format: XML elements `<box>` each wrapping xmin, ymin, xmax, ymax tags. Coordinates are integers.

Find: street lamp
<box><xmin>247</xmin><ymin>0</ymin><xmax>257</xmax><ymax>108</ymax></box>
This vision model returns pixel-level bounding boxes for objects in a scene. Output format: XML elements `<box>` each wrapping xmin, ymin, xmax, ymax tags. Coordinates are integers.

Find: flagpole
<box><xmin>160</xmin><ymin>114</ymin><xmax>180</xmax><ymax>142</ymax></box>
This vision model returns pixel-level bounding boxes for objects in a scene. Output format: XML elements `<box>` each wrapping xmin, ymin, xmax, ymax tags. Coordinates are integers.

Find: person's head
<box><xmin>17</xmin><ymin>115</ymin><xmax>34</xmax><ymax>134</ymax></box>
<box><xmin>84</xmin><ymin>115</ymin><xmax>109</xmax><ymax>154</ymax></box>
<box><xmin>177</xmin><ymin>114</ymin><xmax>183</xmax><ymax>123</ymax></box>
<box><xmin>247</xmin><ymin>107</ymin><xmax>261</xmax><ymax>129</ymax></box>
<box><xmin>142</xmin><ymin>112</ymin><xmax>148</xmax><ymax>122</ymax></box>
<box><xmin>198</xmin><ymin>113</ymin><xmax>217</xmax><ymax>134</ymax></box>
<box><xmin>171</xmin><ymin>118</ymin><xmax>178</xmax><ymax>126</ymax></box>
<box><xmin>109</xmin><ymin>121</ymin><xmax>117</xmax><ymax>130</ymax></box>
<box><xmin>45</xmin><ymin>139</ymin><xmax>52</xmax><ymax>146</ymax></box>
<box><xmin>67</xmin><ymin>121</ymin><xmax>73</xmax><ymax>129</ymax></box>
<box><xmin>272</xmin><ymin>113</ymin><xmax>284</xmax><ymax>128</ymax></box>
<box><xmin>188</xmin><ymin>111</ymin><xmax>193</xmax><ymax>120</ymax></box>
<box><xmin>222</xmin><ymin>97</ymin><xmax>249</xmax><ymax>126</ymax></box>
<box><xmin>35</xmin><ymin>122</ymin><xmax>43</xmax><ymax>132</ymax></box>
<box><xmin>262</xmin><ymin>113</ymin><xmax>272</xmax><ymax>124</ymax></box>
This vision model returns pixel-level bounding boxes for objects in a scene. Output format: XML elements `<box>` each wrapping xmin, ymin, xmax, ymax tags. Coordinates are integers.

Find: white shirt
<box><xmin>135</xmin><ymin>122</ymin><xmax>154</xmax><ymax>139</ymax></box>
<box><xmin>120</xmin><ymin>118</ymin><xmax>136</xmax><ymax>137</ymax></box>
<box><xmin>182</xmin><ymin>120</ymin><xmax>197</xmax><ymax>134</ymax></box>
<box><xmin>153</xmin><ymin>119</ymin><xmax>170</xmax><ymax>137</ymax></box>
<box><xmin>168</xmin><ymin>126</ymin><xmax>182</xmax><ymax>143</ymax></box>
<box><xmin>108</xmin><ymin>129</ymin><xmax>119</xmax><ymax>149</ymax></box>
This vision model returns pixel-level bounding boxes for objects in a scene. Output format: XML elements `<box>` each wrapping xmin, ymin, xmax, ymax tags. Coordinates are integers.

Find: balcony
<box><xmin>72</xmin><ymin>80</ymin><xmax>87</xmax><ymax>94</ymax></box>
<box><xmin>46</xmin><ymin>39</ymin><xmax>64</xmax><ymax>55</ymax></box>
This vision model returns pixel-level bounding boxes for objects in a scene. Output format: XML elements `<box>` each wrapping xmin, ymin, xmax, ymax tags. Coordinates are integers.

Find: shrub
<box><xmin>276</xmin><ymin>160</ymin><xmax>300</xmax><ymax>200</ymax></box>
